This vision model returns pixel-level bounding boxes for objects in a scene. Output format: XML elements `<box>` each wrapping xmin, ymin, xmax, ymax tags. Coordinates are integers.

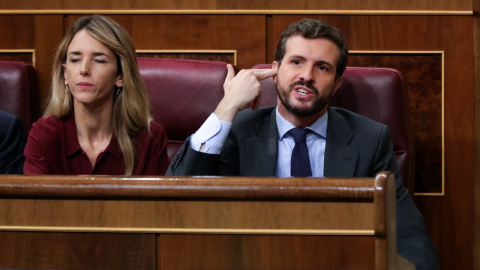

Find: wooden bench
<box><xmin>0</xmin><ymin>171</ymin><xmax>413</xmax><ymax>269</ymax></box>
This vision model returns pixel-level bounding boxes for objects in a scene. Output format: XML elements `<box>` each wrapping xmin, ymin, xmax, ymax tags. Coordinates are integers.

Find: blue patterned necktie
<box><xmin>289</xmin><ymin>127</ymin><xmax>312</xmax><ymax>177</ymax></box>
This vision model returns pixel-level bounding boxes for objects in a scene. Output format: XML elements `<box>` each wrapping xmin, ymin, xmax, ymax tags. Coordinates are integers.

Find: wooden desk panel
<box><xmin>0</xmin><ymin>232</ymin><xmax>156</xmax><ymax>270</ymax></box>
<box><xmin>0</xmin><ymin>199</ymin><xmax>374</xmax><ymax>233</ymax></box>
<box><xmin>0</xmin><ymin>173</ymin><xmax>411</xmax><ymax>270</ymax></box>
<box><xmin>158</xmin><ymin>234</ymin><xmax>375</xmax><ymax>270</ymax></box>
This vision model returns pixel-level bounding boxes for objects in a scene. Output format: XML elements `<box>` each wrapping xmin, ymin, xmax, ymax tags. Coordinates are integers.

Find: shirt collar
<box><xmin>105</xmin><ymin>134</ymin><xmax>123</xmax><ymax>160</ymax></box>
<box><xmin>64</xmin><ymin>112</ymin><xmax>122</xmax><ymax>160</ymax></box>
<box><xmin>275</xmin><ymin>107</ymin><xmax>328</xmax><ymax>140</ymax></box>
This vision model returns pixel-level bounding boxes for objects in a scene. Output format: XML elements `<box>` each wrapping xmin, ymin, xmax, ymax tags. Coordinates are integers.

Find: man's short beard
<box><xmin>276</xmin><ymin>80</ymin><xmax>330</xmax><ymax>117</ymax></box>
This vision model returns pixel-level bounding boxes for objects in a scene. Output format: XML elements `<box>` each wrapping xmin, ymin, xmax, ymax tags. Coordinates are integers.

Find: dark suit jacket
<box><xmin>0</xmin><ymin>110</ymin><xmax>26</xmax><ymax>174</ymax></box>
<box><xmin>167</xmin><ymin>106</ymin><xmax>438</xmax><ymax>270</ymax></box>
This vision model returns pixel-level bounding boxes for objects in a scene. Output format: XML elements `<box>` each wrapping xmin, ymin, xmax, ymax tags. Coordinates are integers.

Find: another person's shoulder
<box><xmin>0</xmin><ymin>110</ymin><xmax>24</xmax><ymax>131</ymax></box>
<box><xmin>0</xmin><ymin>110</ymin><xmax>18</xmax><ymax>122</ymax></box>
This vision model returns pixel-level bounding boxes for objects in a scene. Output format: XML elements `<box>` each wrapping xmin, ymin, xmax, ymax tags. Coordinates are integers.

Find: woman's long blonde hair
<box><xmin>44</xmin><ymin>15</ymin><xmax>152</xmax><ymax>175</ymax></box>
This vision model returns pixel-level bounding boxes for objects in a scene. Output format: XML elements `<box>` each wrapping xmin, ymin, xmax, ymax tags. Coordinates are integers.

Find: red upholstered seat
<box><xmin>138</xmin><ymin>58</ymin><xmax>229</xmax><ymax>160</ymax></box>
<box><xmin>0</xmin><ymin>61</ymin><xmax>39</xmax><ymax>132</ymax></box>
<box><xmin>253</xmin><ymin>64</ymin><xmax>414</xmax><ymax>192</ymax></box>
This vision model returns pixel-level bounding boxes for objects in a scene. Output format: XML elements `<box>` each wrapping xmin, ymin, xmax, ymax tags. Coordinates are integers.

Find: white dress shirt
<box><xmin>190</xmin><ymin>107</ymin><xmax>328</xmax><ymax>177</ymax></box>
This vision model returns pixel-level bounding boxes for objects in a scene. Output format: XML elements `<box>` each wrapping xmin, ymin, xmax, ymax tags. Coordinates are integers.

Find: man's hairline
<box><xmin>276</xmin><ymin>35</ymin><xmax>340</xmax><ymax>66</ymax></box>
<box><xmin>275</xmin><ymin>36</ymin><xmax>343</xmax><ymax>80</ymax></box>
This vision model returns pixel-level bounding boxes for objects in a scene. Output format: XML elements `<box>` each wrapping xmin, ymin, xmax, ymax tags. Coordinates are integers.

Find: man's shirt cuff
<box><xmin>190</xmin><ymin>113</ymin><xmax>233</xmax><ymax>154</ymax></box>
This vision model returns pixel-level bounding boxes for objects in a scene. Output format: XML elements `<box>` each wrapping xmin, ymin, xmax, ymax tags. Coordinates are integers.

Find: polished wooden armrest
<box><xmin>0</xmin><ymin>174</ymin><xmax>378</xmax><ymax>200</ymax></box>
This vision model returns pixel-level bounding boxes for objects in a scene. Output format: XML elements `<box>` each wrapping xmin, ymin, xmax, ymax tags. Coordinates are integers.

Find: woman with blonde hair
<box><xmin>24</xmin><ymin>15</ymin><xmax>169</xmax><ymax>175</ymax></box>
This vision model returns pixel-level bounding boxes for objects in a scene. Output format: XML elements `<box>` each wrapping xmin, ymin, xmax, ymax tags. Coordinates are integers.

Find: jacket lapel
<box><xmin>245</xmin><ymin>109</ymin><xmax>278</xmax><ymax>176</ymax></box>
<box><xmin>324</xmin><ymin>108</ymin><xmax>359</xmax><ymax>177</ymax></box>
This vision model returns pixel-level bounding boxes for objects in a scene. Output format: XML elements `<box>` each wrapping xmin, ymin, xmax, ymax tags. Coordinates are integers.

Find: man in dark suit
<box><xmin>167</xmin><ymin>19</ymin><xmax>438</xmax><ymax>269</ymax></box>
<box><xmin>0</xmin><ymin>109</ymin><xmax>27</xmax><ymax>174</ymax></box>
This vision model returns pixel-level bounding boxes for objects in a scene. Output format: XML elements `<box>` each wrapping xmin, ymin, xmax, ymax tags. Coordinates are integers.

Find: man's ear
<box><xmin>272</xmin><ymin>61</ymin><xmax>279</xmax><ymax>83</ymax></box>
<box><xmin>333</xmin><ymin>76</ymin><xmax>342</xmax><ymax>96</ymax></box>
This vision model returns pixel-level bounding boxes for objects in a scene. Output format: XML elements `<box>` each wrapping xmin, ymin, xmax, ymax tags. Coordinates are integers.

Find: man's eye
<box><xmin>292</xmin><ymin>60</ymin><xmax>301</xmax><ymax>65</ymax></box>
<box><xmin>318</xmin><ymin>65</ymin><xmax>328</xmax><ymax>71</ymax></box>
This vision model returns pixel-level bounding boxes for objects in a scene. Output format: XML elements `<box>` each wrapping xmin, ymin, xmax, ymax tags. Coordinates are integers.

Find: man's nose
<box><xmin>299</xmin><ymin>66</ymin><xmax>314</xmax><ymax>82</ymax></box>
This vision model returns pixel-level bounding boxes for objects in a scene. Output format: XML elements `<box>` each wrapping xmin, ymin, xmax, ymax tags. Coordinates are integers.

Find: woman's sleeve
<box><xmin>23</xmin><ymin>122</ymin><xmax>52</xmax><ymax>174</ymax></box>
<box><xmin>142</xmin><ymin>122</ymin><xmax>170</xmax><ymax>175</ymax></box>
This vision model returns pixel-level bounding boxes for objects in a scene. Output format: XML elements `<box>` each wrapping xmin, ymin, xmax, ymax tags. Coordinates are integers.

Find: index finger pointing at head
<box><xmin>252</xmin><ymin>69</ymin><xmax>277</xmax><ymax>81</ymax></box>
<box><xmin>225</xmin><ymin>64</ymin><xmax>236</xmax><ymax>82</ymax></box>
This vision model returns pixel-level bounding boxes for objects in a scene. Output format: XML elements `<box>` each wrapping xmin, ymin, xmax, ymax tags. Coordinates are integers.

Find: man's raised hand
<box><xmin>214</xmin><ymin>64</ymin><xmax>276</xmax><ymax>122</ymax></box>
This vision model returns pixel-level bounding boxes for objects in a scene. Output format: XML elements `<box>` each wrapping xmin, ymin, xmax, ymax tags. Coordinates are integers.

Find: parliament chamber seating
<box><xmin>253</xmin><ymin>64</ymin><xmax>415</xmax><ymax>193</ymax></box>
<box><xmin>0</xmin><ymin>60</ymin><xmax>413</xmax><ymax>185</ymax></box>
<box><xmin>0</xmin><ymin>58</ymin><xmax>415</xmax><ymax>269</ymax></box>
<box><xmin>0</xmin><ymin>58</ymin><xmax>412</xmax><ymax>188</ymax></box>
<box><xmin>0</xmin><ymin>61</ymin><xmax>39</xmax><ymax>132</ymax></box>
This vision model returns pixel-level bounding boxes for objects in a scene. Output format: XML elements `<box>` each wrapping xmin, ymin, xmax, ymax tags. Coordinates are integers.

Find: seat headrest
<box><xmin>0</xmin><ymin>61</ymin><xmax>39</xmax><ymax>132</ymax></box>
<box><xmin>138</xmin><ymin>58</ymin><xmax>229</xmax><ymax>141</ymax></box>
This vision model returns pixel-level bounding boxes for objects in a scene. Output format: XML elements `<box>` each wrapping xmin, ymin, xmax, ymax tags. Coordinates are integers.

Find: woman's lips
<box><xmin>77</xmin><ymin>82</ymin><xmax>93</xmax><ymax>90</ymax></box>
